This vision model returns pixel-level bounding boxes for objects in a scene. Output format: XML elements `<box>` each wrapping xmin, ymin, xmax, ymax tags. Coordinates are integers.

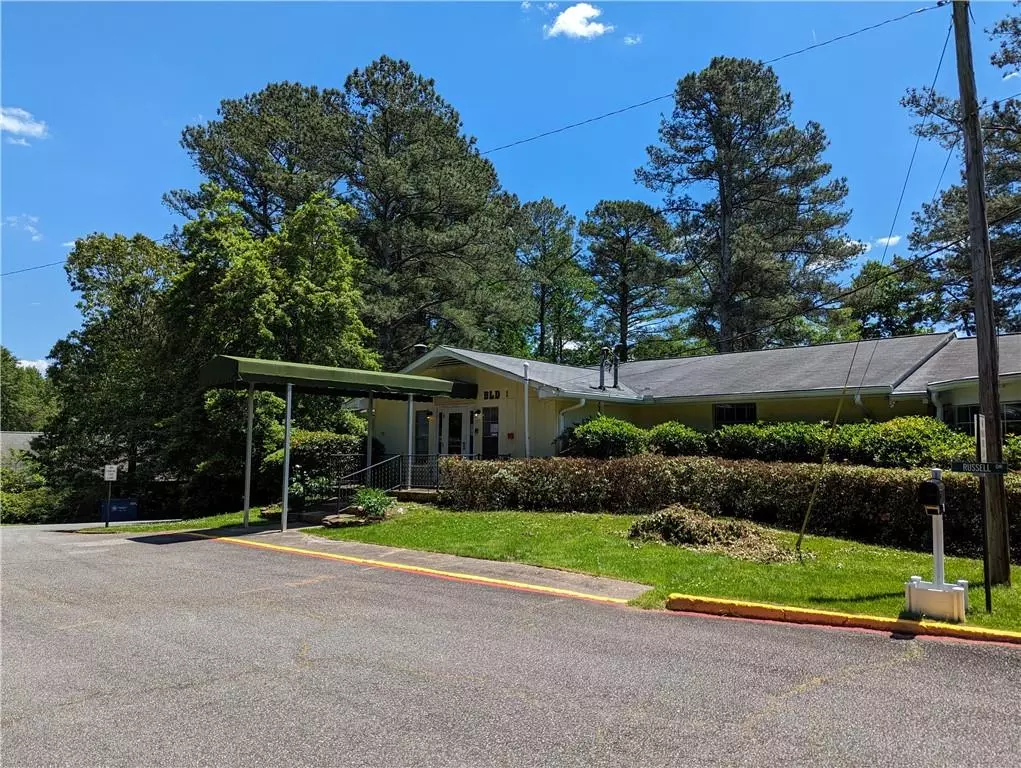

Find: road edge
<box><xmin>666</xmin><ymin>593</ymin><xmax>1021</xmax><ymax>645</ymax></box>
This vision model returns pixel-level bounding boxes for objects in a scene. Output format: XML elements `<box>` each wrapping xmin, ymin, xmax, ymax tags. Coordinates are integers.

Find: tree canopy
<box><xmin>637</xmin><ymin>57</ymin><xmax>859</xmax><ymax>352</ymax></box>
<box><xmin>1</xmin><ymin>348</ymin><xmax>54</xmax><ymax>432</ymax></box>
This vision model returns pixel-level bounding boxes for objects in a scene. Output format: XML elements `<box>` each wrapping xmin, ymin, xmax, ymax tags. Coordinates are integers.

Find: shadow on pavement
<box><xmin>127</xmin><ymin>523</ymin><xmax>301</xmax><ymax>545</ymax></box>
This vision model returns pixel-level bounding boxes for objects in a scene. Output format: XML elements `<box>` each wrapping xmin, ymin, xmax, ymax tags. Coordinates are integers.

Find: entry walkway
<box><xmin>201</xmin><ymin>527</ymin><xmax>650</xmax><ymax>603</ymax></box>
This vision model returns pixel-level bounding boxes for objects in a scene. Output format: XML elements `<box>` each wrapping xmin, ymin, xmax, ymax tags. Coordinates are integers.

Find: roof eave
<box><xmin>647</xmin><ymin>386</ymin><xmax>891</xmax><ymax>405</ymax></box>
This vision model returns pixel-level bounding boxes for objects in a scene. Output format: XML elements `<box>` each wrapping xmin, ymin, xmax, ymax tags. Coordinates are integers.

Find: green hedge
<box><xmin>1006</xmin><ymin>435</ymin><xmax>1021</xmax><ymax>466</ymax></box>
<box><xmin>567</xmin><ymin>415</ymin><xmax>649</xmax><ymax>458</ymax></box>
<box><xmin>439</xmin><ymin>455</ymin><xmax>1021</xmax><ymax>561</ymax></box>
<box><xmin>648</xmin><ymin>422</ymin><xmax>707</xmax><ymax>456</ymax></box>
<box><xmin>565</xmin><ymin>415</ymin><xmax>982</xmax><ymax>469</ymax></box>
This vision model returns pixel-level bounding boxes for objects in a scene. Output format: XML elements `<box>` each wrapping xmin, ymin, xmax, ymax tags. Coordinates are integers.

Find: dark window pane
<box><xmin>713</xmin><ymin>403</ymin><xmax>757</xmax><ymax>429</ymax></box>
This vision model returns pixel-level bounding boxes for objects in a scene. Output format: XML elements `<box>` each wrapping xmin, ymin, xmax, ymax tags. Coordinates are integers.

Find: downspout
<box><xmin>557</xmin><ymin>398</ymin><xmax>587</xmax><ymax>455</ymax></box>
<box><xmin>931</xmin><ymin>390</ymin><xmax>944</xmax><ymax>422</ymax></box>
<box><xmin>523</xmin><ymin>362</ymin><xmax>531</xmax><ymax>458</ymax></box>
<box><xmin>853</xmin><ymin>392</ymin><xmax>875</xmax><ymax>420</ymax></box>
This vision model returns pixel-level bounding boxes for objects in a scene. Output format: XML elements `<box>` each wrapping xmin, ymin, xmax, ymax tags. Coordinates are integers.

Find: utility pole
<box><xmin>953</xmin><ymin>0</ymin><xmax>1011</xmax><ymax>585</ymax></box>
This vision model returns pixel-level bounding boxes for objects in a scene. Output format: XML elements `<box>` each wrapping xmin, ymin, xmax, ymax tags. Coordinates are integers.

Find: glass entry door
<box><xmin>440</xmin><ymin>408</ymin><xmax>471</xmax><ymax>456</ymax></box>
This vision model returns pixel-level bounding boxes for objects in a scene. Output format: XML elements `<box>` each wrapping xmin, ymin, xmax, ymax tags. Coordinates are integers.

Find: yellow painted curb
<box><xmin>665</xmin><ymin>594</ymin><xmax>1021</xmax><ymax>645</ymax></box>
<box><xmin>192</xmin><ymin>533</ymin><xmax>631</xmax><ymax>605</ymax></box>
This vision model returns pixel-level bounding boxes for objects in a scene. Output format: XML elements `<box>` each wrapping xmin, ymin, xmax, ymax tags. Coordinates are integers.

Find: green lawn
<box><xmin>77</xmin><ymin>508</ymin><xmax>276</xmax><ymax>535</ymax></box>
<box><xmin>310</xmin><ymin>505</ymin><xmax>1021</xmax><ymax>631</ymax></box>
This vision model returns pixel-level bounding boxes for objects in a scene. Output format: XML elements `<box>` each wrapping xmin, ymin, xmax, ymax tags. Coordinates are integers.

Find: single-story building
<box><xmin>367</xmin><ymin>332</ymin><xmax>1021</xmax><ymax>461</ymax></box>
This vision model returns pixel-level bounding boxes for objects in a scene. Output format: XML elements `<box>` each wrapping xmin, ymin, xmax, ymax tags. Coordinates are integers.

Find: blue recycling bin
<box><xmin>101</xmin><ymin>499</ymin><xmax>139</xmax><ymax>522</ymax></box>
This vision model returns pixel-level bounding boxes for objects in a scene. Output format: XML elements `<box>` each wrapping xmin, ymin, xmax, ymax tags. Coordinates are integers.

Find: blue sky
<box><xmin>2</xmin><ymin>1</ymin><xmax>1016</xmax><ymax>367</ymax></box>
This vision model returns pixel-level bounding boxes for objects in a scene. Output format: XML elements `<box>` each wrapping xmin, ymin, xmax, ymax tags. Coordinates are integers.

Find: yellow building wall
<box><xmin>370</xmin><ymin>363</ymin><xmax>549</xmax><ymax>459</ymax></box>
<box><xmin>938</xmin><ymin>379</ymin><xmax>1021</xmax><ymax>408</ymax></box>
<box><xmin>369</xmin><ymin>361</ymin><xmax>959</xmax><ymax>462</ymax></box>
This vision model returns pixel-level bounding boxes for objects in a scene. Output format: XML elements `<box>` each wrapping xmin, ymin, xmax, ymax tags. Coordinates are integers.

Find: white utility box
<box><xmin>905</xmin><ymin>576</ymin><xmax>969</xmax><ymax>623</ymax></box>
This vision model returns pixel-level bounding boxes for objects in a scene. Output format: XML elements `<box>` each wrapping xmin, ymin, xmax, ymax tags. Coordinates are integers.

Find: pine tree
<box><xmin>637</xmin><ymin>57</ymin><xmax>859</xmax><ymax>352</ymax></box>
<box><xmin>579</xmin><ymin>200</ymin><xmax>675</xmax><ymax>362</ymax></box>
<box><xmin>515</xmin><ymin>198</ymin><xmax>591</xmax><ymax>361</ymax></box>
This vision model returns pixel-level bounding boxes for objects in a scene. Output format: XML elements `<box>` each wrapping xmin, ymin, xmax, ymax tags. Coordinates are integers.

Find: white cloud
<box><xmin>5</xmin><ymin>136</ymin><xmax>31</xmax><ymax>147</ymax></box>
<box><xmin>544</xmin><ymin>2</ymin><xmax>558</xmax><ymax>9</ymax></box>
<box><xmin>1004</xmin><ymin>71</ymin><xmax>1020</xmax><ymax>80</ymax></box>
<box><xmin>62</xmin><ymin>240</ymin><xmax>76</xmax><ymax>248</ymax></box>
<box><xmin>623</xmin><ymin>33</ymin><xmax>642</xmax><ymax>45</ymax></box>
<box><xmin>16</xmin><ymin>359</ymin><xmax>49</xmax><ymax>375</ymax></box>
<box><xmin>850</xmin><ymin>239</ymin><xmax>873</xmax><ymax>254</ymax></box>
<box><xmin>544</xmin><ymin>3</ymin><xmax>614</xmax><ymax>39</ymax></box>
<box><xmin>875</xmin><ymin>235</ymin><xmax>901</xmax><ymax>247</ymax></box>
<box><xmin>0</xmin><ymin>106</ymin><xmax>48</xmax><ymax>142</ymax></box>
<box><xmin>3</xmin><ymin>214</ymin><xmax>43</xmax><ymax>242</ymax></box>
<box><xmin>521</xmin><ymin>1</ymin><xmax>531</xmax><ymax>9</ymax></box>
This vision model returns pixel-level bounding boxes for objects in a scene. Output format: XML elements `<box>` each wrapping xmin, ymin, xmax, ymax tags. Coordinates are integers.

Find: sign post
<box><xmin>103</xmin><ymin>464</ymin><xmax>118</xmax><ymax>528</ymax></box>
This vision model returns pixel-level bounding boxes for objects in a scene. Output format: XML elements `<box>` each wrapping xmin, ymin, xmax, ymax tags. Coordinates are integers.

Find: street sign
<box><xmin>103</xmin><ymin>464</ymin><xmax>118</xmax><ymax>482</ymax></box>
<box><xmin>950</xmin><ymin>460</ymin><xmax>1010</xmax><ymax>475</ymax></box>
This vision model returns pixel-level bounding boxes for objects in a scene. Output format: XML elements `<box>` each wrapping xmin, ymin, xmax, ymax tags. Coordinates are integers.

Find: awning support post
<box><xmin>406</xmin><ymin>394</ymin><xmax>414</xmax><ymax>488</ymax></box>
<box><xmin>281</xmin><ymin>382</ymin><xmax>293</xmax><ymax>532</ymax></box>
<box><xmin>366</xmin><ymin>392</ymin><xmax>374</xmax><ymax>487</ymax></box>
<box><xmin>243</xmin><ymin>383</ymin><xmax>254</xmax><ymax>529</ymax></box>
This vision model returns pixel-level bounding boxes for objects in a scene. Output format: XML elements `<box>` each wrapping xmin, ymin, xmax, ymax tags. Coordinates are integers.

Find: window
<box><xmin>946</xmin><ymin>402</ymin><xmax>1021</xmax><ymax>436</ymax></box>
<box><xmin>713</xmin><ymin>403</ymin><xmax>757</xmax><ymax>429</ymax></box>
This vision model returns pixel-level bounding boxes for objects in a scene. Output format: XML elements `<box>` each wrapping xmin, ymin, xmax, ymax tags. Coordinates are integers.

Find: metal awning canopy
<box><xmin>199</xmin><ymin>355</ymin><xmax>476</xmax><ymax>400</ymax></box>
<box><xmin>199</xmin><ymin>354</ymin><xmax>474</xmax><ymax>533</ymax></box>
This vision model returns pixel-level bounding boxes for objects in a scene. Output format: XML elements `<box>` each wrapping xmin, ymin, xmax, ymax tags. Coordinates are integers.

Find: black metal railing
<box><xmin>290</xmin><ymin>453</ymin><xmax>513</xmax><ymax>513</ymax></box>
<box><xmin>407</xmin><ymin>453</ymin><xmax>511</xmax><ymax>489</ymax></box>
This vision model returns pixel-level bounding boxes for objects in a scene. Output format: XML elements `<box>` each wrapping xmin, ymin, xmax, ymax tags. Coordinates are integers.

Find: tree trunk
<box><xmin>619</xmin><ymin>285</ymin><xmax>629</xmax><ymax>363</ymax></box>
<box><xmin>537</xmin><ymin>286</ymin><xmax>548</xmax><ymax>359</ymax></box>
<box><xmin>717</xmin><ymin>177</ymin><xmax>733</xmax><ymax>353</ymax></box>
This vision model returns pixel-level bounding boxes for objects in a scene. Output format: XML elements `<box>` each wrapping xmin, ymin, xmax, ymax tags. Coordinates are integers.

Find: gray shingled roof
<box><xmin>420</xmin><ymin>347</ymin><xmax>641</xmax><ymax>399</ymax></box>
<box><xmin>414</xmin><ymin>334</ymin><xmax>960</xmax><ymax>402</ymax></box>
<box><xmin>892</xmin><ymin>334</ymin><xmax>1021</xmax><ymax>396</ymax></box>
<box><xmin>619</xmin><ymin>333</ymin><xmax>955</xmax><ymax>399</ymax></box>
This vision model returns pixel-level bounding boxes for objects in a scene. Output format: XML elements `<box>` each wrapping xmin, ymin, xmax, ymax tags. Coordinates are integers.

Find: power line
<box><xmin>635</xmin><ymin>202</ymin><xmax>1021</xmax><ymax>369</ymax></box>
<box><xmin>1</xmin><ymin>260</ymin><xmax>66</xmax><ymax>277</ymax></box>
<box><xmin>798</xmin><ymin>19</ymin><xmax>954</xmax><ymax>556</ymax></box>
<box><xmin>480</xmin><ymin>2</ymin><xmax>945</xmax><ymax>155</ymax></box>
<box><xmin>851</xmin><ymin>19</ymin><xmax>954</xmax><ymax>400</ymax></box>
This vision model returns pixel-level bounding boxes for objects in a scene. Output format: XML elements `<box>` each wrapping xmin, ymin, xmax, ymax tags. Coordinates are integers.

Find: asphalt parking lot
<box><xmin>2</xmin><ymin>524</ymin><xmax>1019</xmax><ymax>767</ymax></box>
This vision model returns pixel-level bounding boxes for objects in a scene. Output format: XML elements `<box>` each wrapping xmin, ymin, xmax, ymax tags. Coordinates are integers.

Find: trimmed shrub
<box><xmin>836</xmin><ymin>416</ymin><xmax>974</xmax><ymax>468</ymax></box>
<box><xmin>566</xmin><ymin>415</ymin><xmax>649</xmax><ymax>459</ymax></box>
<box><xmin>440</xmin><ymin>455</ymin><xmax>1021</xmax><ymax>561</ymax></box>
<box><xmin>353</xmin><ymin>487</ymin><xmax>394</xmax><ymax>520</ymax></box>
<box><xmin>705</xmin><ymin>422</ymin><xmax>830</xmax><ymax>462</ymax></box>
<box><xmin>648</xmin><ymin>422</ymin><xmax>707</xmax><ymax>456</ymax></box>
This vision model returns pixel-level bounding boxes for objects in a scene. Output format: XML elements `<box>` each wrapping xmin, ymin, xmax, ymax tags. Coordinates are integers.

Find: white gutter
<box><xmin>654</xmin><ymin>386</ymin><xmax>891</xmax><ymax>405</ymax></box>
<box><xmin>557</xmin><ymin>398</ymin><xmax>587</xmax><ymax>446</ymax></box>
